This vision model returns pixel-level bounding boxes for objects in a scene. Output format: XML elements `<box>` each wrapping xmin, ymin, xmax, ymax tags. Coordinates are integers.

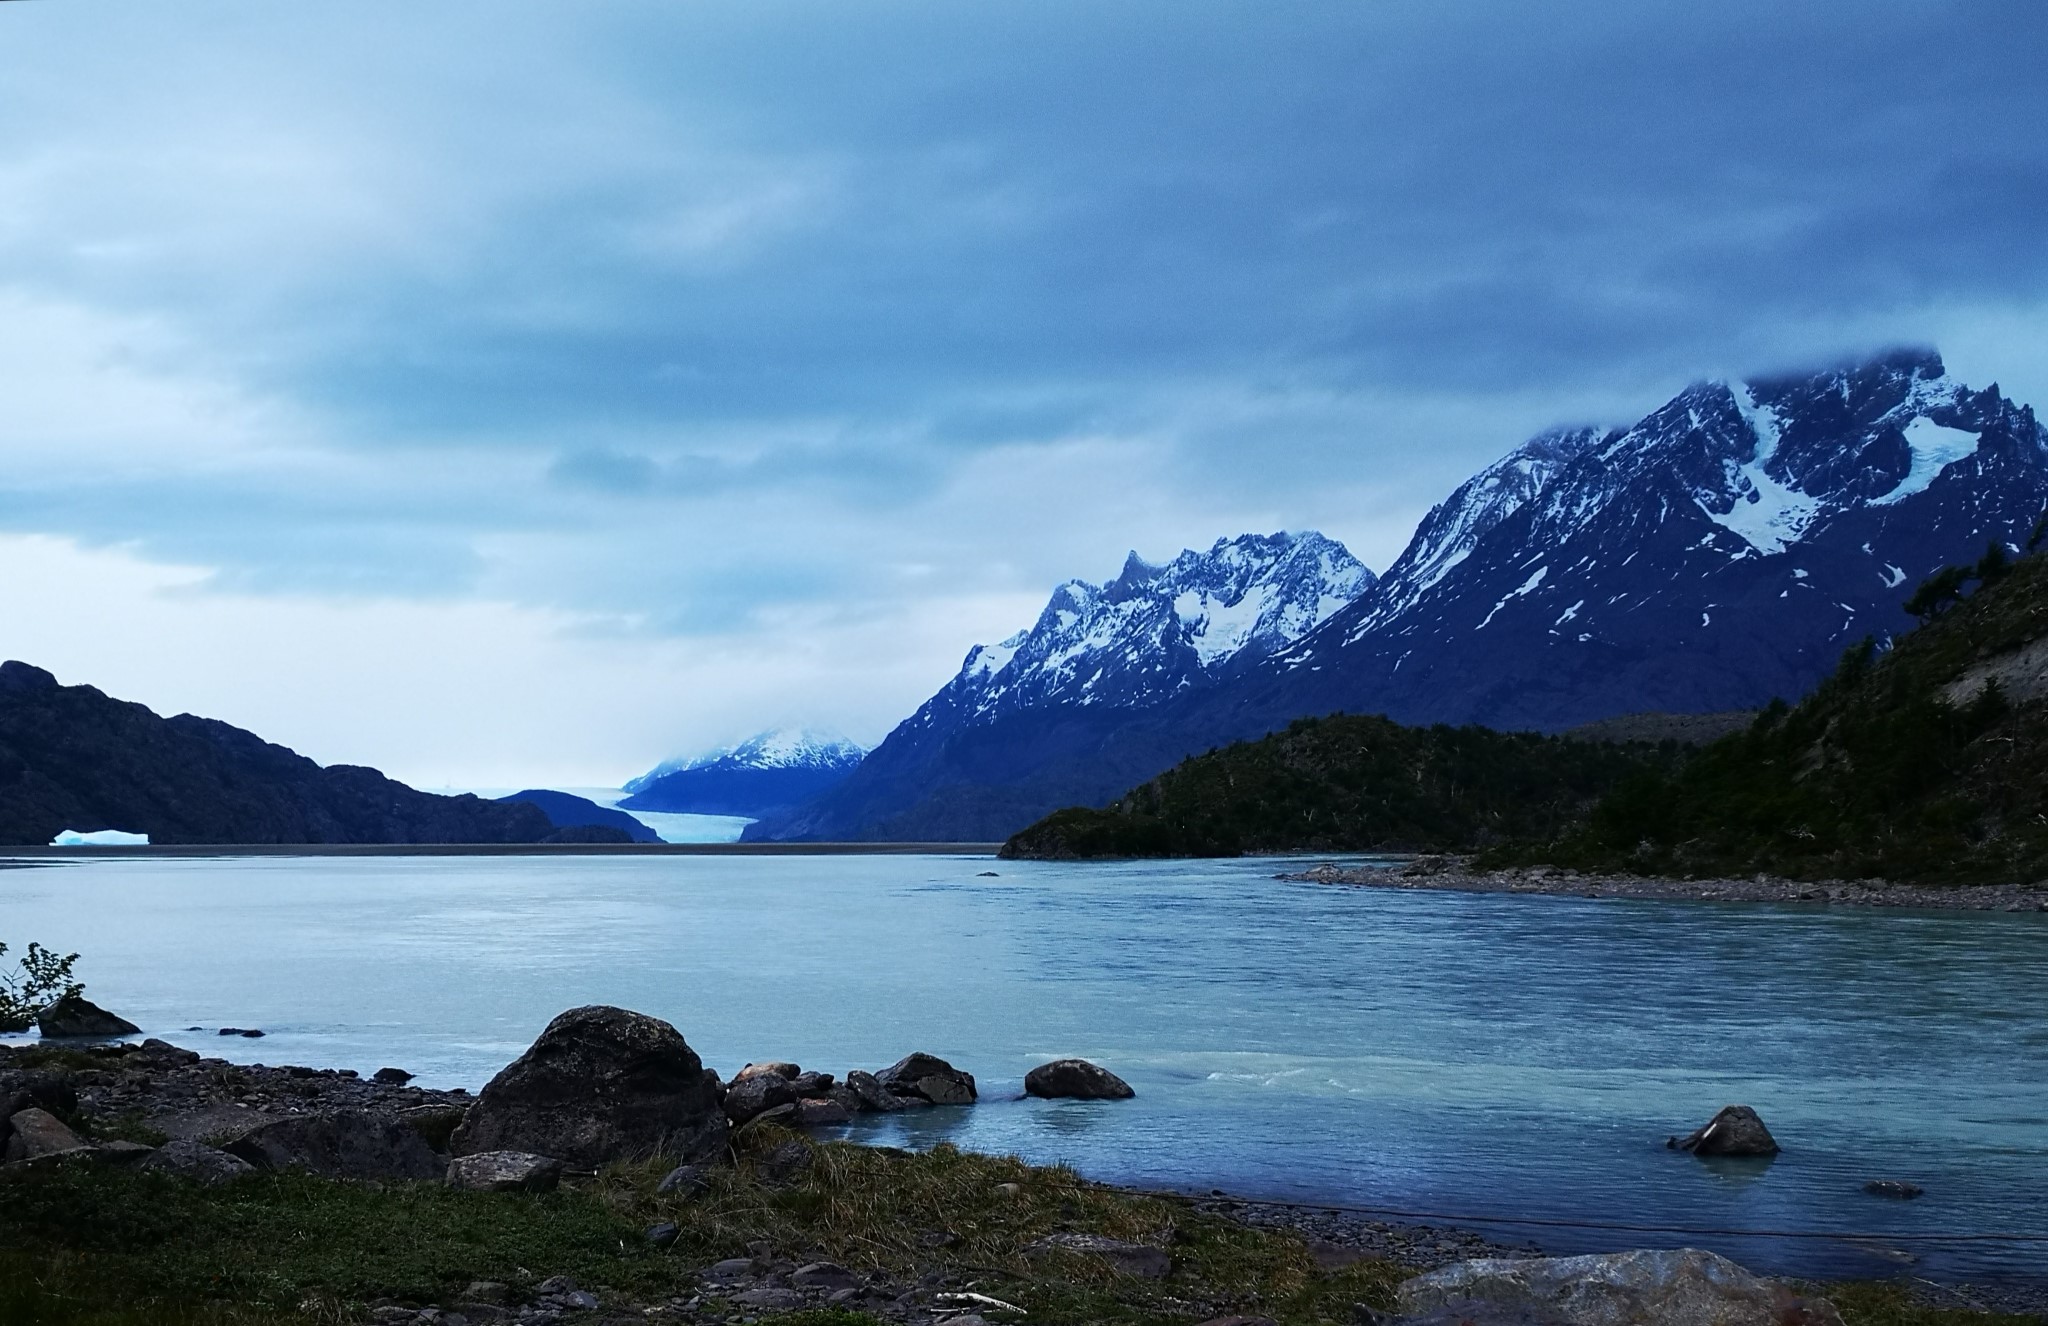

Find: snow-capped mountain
<box><xmin>749</xmin><ymin>347</ymin><xmax>2048</xmax><ymax>842</ymax></box>
<box><xmin>744</xmin><ymin>532</ymin><xmax>1374</xmax><ymax>842</ymax></box>
<box><xmin>1249</xmin><ymin>347</ymin><xmax>2048</xmax><ymax>730</ymax></box>
<box><xmin>941</xmin><ymin>531</ymin><xmax>1372</xmax><ymax>724</ymax></box>
<box><xmin>620</xmin><ymin>727</ymin><xmax>865</xmax><ymax>818</ymax></box>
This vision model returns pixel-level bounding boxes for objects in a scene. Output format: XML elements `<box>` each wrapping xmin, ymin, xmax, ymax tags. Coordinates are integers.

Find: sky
<box><xmin>4</xmin><ymin>0</ymin><xmax>2047</xmax><ymax>786</ymax></box>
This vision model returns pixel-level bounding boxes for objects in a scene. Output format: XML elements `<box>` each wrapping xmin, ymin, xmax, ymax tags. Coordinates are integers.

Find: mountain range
<box><xmin>621</xmin><ymin>728</ymin><xmax>866</xmax><ymax>819</ymax></box>
<box><xmin>749</xmin><ymin>348</ymin><xmax>2048</xmax><ymax>842</ymax></box>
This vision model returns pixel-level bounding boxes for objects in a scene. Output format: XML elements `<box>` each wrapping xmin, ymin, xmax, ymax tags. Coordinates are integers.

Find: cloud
<box><xmin>1</xmin><ymin>0</ymin><xmax>2045</xmax><ymax>775</ymax></box>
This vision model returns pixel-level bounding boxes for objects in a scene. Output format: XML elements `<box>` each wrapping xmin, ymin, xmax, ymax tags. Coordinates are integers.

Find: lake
<box><xmin>3</xmin><ymin>850</ymin><xmax>2044</xmax><ymax>1285</ymax></box>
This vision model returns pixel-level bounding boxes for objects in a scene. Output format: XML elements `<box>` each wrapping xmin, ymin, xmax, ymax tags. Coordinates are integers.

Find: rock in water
<box><xmin>1673</xmin><ymin>1105</ymin><xmax>1780</xmax><ymax>1156</ymax></box>
<box><xmin>225</xmin><ymin>1110</ymin><xmax>443</xmax><ymax>1180</ymax></box>
<box><xmin>874</xmin><ymin>1052</ymin><xmax>977</xmax><ymax>1105</ymax></box>
<box><xmin>35</xmin><ymin>994</ymin><xmax>140</xmax><ymax>1039</ymax></box>
<box><xmin>843</xmin><ymin>1070</ymin><xmax>915</xmax><ymax>1112</ymax></box>
<box><xmin>1397</xmin><ymin>1249</ymin><xmax>1842</xmax><ymax>1326</ymax></box>
<box><xmin>449</xmin><ymin>1005</ymin><xmax>728</xmax><ymax>1168</ymax></box>
<box><xmin>446</xmin><ymin>1150</ymin><xmax>562</xmax><ymax>1192</ymax></box>
<box><xmin>1863</xmin><ymin>1179</ymin><xmax>1925</xmax><ymax>1200</ymax></box>
<box><xmin>2</xmin><ymin>1107</ymin><xmax>88</xmax><ymax>1162</ymax></box>
<box><xmin>1024</xmin><ymin>1058</ymin><xmax>1135</xmax><ymax>1100</ymax></box>
<box><xmin>138</xmin><ymin>1139</ymin><xmax>257</xmax><ymax>1185</ymax></box>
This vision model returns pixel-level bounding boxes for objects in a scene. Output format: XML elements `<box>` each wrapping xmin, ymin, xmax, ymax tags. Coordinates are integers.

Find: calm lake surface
<box><xmin>4</xmin><ymin>851</ymin><xmax>2044</xmax><ymax>1283</ymax></box>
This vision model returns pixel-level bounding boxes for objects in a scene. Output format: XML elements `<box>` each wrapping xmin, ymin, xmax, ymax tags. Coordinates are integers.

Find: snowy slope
<box><xmin>620</xmin><ymin>728</ymin><xmax>865</xmax><ymax>818</ymax></box>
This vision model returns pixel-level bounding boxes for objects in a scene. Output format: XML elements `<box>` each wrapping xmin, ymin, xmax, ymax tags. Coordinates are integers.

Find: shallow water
<box><xmin>3</xmin><ymin>851</ymin><xmax>2044</xmax><ymax>1283</ymax></box>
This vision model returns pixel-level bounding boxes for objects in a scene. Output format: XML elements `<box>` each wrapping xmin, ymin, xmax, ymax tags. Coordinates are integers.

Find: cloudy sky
<box><xmin>4</xmin><ymin>0</ymin><xmax>2046</xmax><ymax>786</ymax></box>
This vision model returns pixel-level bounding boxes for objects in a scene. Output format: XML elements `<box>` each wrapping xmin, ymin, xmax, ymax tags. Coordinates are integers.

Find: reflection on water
<box><xmin>1</xmin><ymin>850</ymin><xmax>2043</xmax><ymax>1283</ymax></box>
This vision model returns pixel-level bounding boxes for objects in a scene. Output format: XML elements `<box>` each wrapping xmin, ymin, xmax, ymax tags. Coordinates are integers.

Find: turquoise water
<box><xmin>3</xmin><ymin>852</ymin><xmax>2044</xmax><ymax>1283</ymax></box>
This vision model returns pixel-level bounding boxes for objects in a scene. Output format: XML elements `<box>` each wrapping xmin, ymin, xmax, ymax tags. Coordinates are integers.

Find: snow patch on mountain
<box><xmin>1874</xmin><ymin>417</ymin><xmax>1983</xmax><ymax>506</ymax></box>
<box><xmin>922</xmin><ymin>531</ymin><xmax>1374</xmax><ymax>725</ymax></box>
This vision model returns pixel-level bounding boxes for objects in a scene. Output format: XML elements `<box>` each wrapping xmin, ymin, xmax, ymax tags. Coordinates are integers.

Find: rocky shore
<box><xmin>1279</xmin><ymin>856</ymin><xmax>2048</xmax><ymax>912</ymax></box>
<box><xmin>3</xmin><ymin>1012</ymin><xmax>2043</xmax><ymax>1326</ymax></box>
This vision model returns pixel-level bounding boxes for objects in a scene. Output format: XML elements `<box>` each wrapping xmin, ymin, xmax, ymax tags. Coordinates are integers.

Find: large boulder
<box><xmin>1672</xmin><ymin>1106</ymin><xmax>1780</xmax><ymax>1157</ymax></box>
<box><xmin>138</xmin><ymin>1139</ymin><xmax>257</xmax><ymax>1185</ymax></box>
<box><xmin>1398</xmin><ymin>1249</ymin><xmax>1842</xmax><ymax>1326</ymax></box>
<box><xmin>36</xmin><ymin>994</ymin><xmax>140</xmax><ymax>1039</ymax></box>
<box><xmin>2</xmin><ymin>1107</ymin><xmax>88</xmax><ymax>1163</ymax></box>
<box><xmin>874</xmin><ymin>1052</ymin><xmax>976</xmax><ymax>1106</ymax></box>
<box><xmin>449</xmin><ymin>1005</ymin><xmax>728</xmax><ymax>1168</ymax></box>
<box><xmin>1024</xmin><ymin>1059</ymin><xmax>1134</xmax><ymax>1100</ymax></box>
<box><xmin>225</xmin><ymin>1110</ymin><xmax>444</xmax><ymax>1180</ymax></box>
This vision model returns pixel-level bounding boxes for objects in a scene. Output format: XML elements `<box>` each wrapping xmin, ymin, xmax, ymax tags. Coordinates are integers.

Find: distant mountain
<box><xmin>619</xmin><ymin>728</ymin><xmax>865</xmax><ymax>818</ymax></box>
<box><xmin>743</xmin><ymin>531</ymin><xmax>1375</xmax><ymax>842</ymax></box>
<box><xmin>496</xmin><ymin>789</ymin><xmax>660</xmax><ymax>843</ymax></box>
<box><xmin>0</xmin><ymin>662</ymin><xmax>552</xmax><ymax>846</ymax></box>
<box><xmin>753</xmin><ymin>347</ymin><xmax>2048</xmax><ymax>844</ymax></box>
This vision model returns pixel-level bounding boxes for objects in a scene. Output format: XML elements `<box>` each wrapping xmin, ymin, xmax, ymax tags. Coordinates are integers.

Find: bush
<box><xmin>0</xmin><ymin>941</ymin><xmax>83</xmax><ymax>1032</ymax></box>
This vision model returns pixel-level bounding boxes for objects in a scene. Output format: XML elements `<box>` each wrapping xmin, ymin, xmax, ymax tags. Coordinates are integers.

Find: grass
<box><xmin>0</xmin><ymin>1128</ymin><xmax>2030</xmax><ymax>1326</ymax></box>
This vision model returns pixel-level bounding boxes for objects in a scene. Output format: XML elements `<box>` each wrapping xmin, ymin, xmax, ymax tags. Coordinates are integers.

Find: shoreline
<box><xmin>0</xmin><ymin>841</ymin><xmax>1003</xmax><ymax>859</ymax></box>
<box><xmin>1279</xmin><ymin>856</ymin><xmax>2048</xmax><ymax>912</ymax></box>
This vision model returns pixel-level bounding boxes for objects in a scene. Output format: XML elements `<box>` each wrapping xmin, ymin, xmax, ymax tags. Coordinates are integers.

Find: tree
<box><xmin>0</xmin><ymin>941</ymin><xmax>82</xmax><ymax>1032</ymax></box>
<box><xmin>1904</xmin><ymin>564</ymin><xmax>1971</xmax><ymax>621</ymax></box>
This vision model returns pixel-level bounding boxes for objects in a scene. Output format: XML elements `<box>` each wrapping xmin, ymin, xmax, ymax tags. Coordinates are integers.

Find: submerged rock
<box><xmin>1671</xmin><ymin>1105</ymin><xmax>1779</xmax><ymax>1156</ymax></box>
<box><xmin>1863</xmin><ymin>1179</ymin><xmax>1925</xmax><ymax>1200</ymax></box>
<box><xmin>1397</xmin><ymin>1249</ymin><xmax>1840</xmax><ymax>1326</ymax></box>
<box><xmin>874</xmin><ymin>1052</ymin><xmax>976</xmax><ymax>1106</ymax></box>
<box><xmin>35</xmin><ymin>994</ymin><xmax>140</xmax><ymax>1039</ymax></box>
<box><xmin>1024</xmin><ymin>1058</ymin><xmax>1135</xmax><ymax>1100</ymax></box>
<box><xmin>449</xmin><ymin>1005</ymin><xmax>728</xmax><ymax>1168</ymax></box>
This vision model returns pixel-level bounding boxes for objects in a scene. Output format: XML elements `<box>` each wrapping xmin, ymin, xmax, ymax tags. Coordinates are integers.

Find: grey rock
<box><xmin>1863</xmin><ymin>1179</ymin><xmax>1925</xmax><ymax>1199</ymax></box>
<box><xmin>446</xmin><ymin>1150</ymin><xmax>562</xmax><ymax>1192</ymax></box>
<box><xmin>723</xmin><ymin>1072</ymin><xmax>799</xmax><ymax>1125</ymax></box>
<box><xmin>843</xmin><ymin>1070</ymin><xmax>915</xmax><ymax>1112</ymax></box>
<box><xmin>1388</xmin><ymin>1304</ymin><xmax>1571</xmax><ymax>1326</ymax></box>
<box><xmin>734</xmin><ymin>1102</ymin><xmax>798</xmax><ymax>1132</ymax></box>
<box><xmin>793</xmin><ymin>1097</ymin><xmax>851</xmax><ymax>1127</ymax></box>
<box><xmin>226</xmin><ymin>1109</ymin><xmax>443</xmax><ymax>1180</ymax></box>
<box><xmin>792</xmin><ymin>1262</ymin><xmax>859</xmax><ymax>1292</ymax></box>
<box><xmin>137</xmin><ymin>1038</ymin><xmax>200</xmax><ymax>1065</ymax></box>
<box><xmin>646</xmin><ymin>1220</ymin><xmax>680</xmax><ymax>1248</ymax></box>
<box><xmin>1024</xmin><ymin>1058</ymin><xmax>1135</xmax><ymax>1100</ymax></box>
<box><xmin>138</xmin><ymin>1138</ymin><xmax>256</xmax><ymax>1185</ymax></box>
<box><xmin>873</xmin><ymin>1052</ymin><xmax>976</xmax><ymax>1106</ymax></box>
<box><xmin>1672</xmin><ymin>1106</ymin><xmax>1780</xmax><ymax>1157</ymax></box>
<box><xmin>219</xmin><ymin>1027</ymin><xmax>265</xmax><ymax>1038</ymax></box>
<box><xmin>1194</xmin><ymin>1318</ymin><xmax>1281</xmax><ymax>1326</ymax></box>
<box><xmin>1397</xmin><ymin>1249</ymin><xmax>1843</xmax><ymax>1326</ymax></box>
<box><xmin>35</xmin><ymin>994</ymin><xmax>140</xmax><ymax>1039</ymax></box>
<box><xmin>534</xmin><ymin>1275</ymin><xmax>578</xmax><ymax>1295</ymax></box>
<box><xmin>560</xmin><ymin>1290</ymin><xmax>598</xmax><ymax>1310</ymax></box>
<box><xmin>788</xmin><ymin>1070</ymin><xmax>835</xmax><ymax>1095</ymax></box>
<box><xmin>657</xmin><ymin>1161</ymin><xmax>718</xmax><ymax>1196</ymax></box>
<box><xmin>91</xmin><ymin>1139</ymin><xmax>154</xmax><ymax>1164</ymax></box>
<box><xmin>2</xmin><ymin>1107</ymin><xmax>88</xmax><ymax>1162</ymax></box>
<box><xmin>1028</xmin><ymin>1232</ymin><xmax>1171</xmax><ymax>1278</ymax></box>
<box><xmin>449</xmin><ymin>1005</ymin><xmax>729</xmax><ymax>1169</ymax></box>
<box><xmin>373</xmin><ymin>1067</ymin><xmax>415</xmax><ymax>1085</ymax></box>
<box><xmin>730</xmin><ymin>1288</ymin><xmax>804</xmax><ymax>1310</ymax></box>
<box><xmin>703</xmin><ymin>1258</ymin><xmax>756</xmax><ymax>1282</ymax></box>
